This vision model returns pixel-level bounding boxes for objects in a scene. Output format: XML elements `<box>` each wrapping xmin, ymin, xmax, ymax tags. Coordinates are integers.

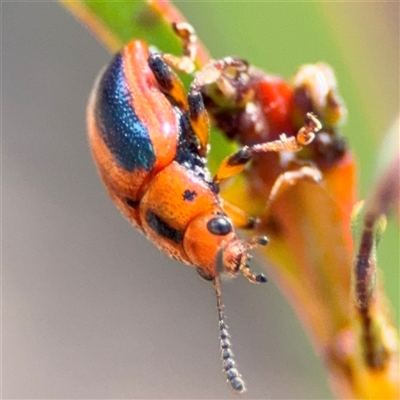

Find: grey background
<box><xmin>3</xmin><ymin>2</ymin><xmax>397</xmax><ymax>400</ymax></box>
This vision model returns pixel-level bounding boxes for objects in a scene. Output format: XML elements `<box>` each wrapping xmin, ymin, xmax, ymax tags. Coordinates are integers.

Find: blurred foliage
<box><xmin>176</xmin><ymin>0</ymin><xmax>399</xmax><ymax>328</ymax></box>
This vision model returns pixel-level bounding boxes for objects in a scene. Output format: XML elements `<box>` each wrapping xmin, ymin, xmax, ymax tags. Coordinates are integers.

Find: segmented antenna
<box><xmin>213</xmin><ymin>275</ymin><xmax>246</xmax><ymax>393</ymax></box>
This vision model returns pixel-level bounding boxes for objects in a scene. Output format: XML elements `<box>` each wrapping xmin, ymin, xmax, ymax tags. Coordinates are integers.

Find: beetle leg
<box><xmin>184</xmin><ymin>56</ymin><xmax>250</xmax><ymax>157</ymax></box>
<box><xmin>222</xmin><ymin>201</ymin><xmax>257</xmax><ymax>230</ymax></box>
<box><xmin>161</xmin><ymin>22</ymin><xmax>198</xmax><ymax>74</ymax></box>
<box><xmin>213</xmin><ymin>112</ymin><xmax>321</xmax><ymax>185</ymax></box>
<box><xmin>186</xmin><ymin>57</ymin><xmax>249</xmax><ymax>157</ymax></box>
<box><xmin>148</xmin><ymin>22</ymin><xmax>199</xmax><ymax>106</ymax></box>
<box><xmin>152</xmin><ymin>23</ymin><xmax>252</xmax><ymax>158</ymax></box>
<box><xmin>148</xmin><ymin>52</ymin><xmax>210</xmax><ymax>157</ymax></box>
<box><xmin>259</xmin><ymin>165</ymin><xmax>323</xmax><ymax>220</ymax></box>
<box><xmin>148</xmin><ymin>53</ymin><xmax>189</xmax><ymax>111</ymax></box>
<box><xmin>189</xmin><ymin>56</ymin><xmax>251</xmax><ymax>113</ymax></box>
<box><xmin>186</xmin><ymin>89</ymin><xmax>209</xmax><ymax>157</ymax></box>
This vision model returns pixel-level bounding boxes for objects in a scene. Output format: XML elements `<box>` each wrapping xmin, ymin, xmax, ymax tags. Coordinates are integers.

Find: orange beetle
<box><xmin>87</xmin><ymin>22</ymin><xmax>320</xmax><ymax>392</ymax></box>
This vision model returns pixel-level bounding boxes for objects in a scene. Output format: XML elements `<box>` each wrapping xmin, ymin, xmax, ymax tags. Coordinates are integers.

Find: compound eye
<box><xmin>207</xmin><ymin>216</ymin><xmax>233</xmax><ymax>236</ymax></box>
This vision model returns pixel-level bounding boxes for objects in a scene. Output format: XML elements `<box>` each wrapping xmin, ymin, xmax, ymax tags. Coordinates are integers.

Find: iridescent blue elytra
<box><xmin>95</xmin><ymin>53</ymin><xmax>156</xmax><ymax>172</ymax></box>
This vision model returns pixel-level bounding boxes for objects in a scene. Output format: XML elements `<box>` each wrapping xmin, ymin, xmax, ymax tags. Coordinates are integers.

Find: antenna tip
<box><xmin>231</xmin><ymin>377</ymin><xmax>246</xmax><ymax>393</ymax></box>
<box><xmin>214</xmin><ymin>275</ymin><xmax>247</xmax><ymax>393</ymax></box>
<box><xmin>257</xmin><ymin>236</ymin><xmax>268</xmax><ymax>246</ymax></box>
<box><xmin>256</xmin><ymin>273</ymin><xmax>267</xmax><ymax>283</ymax></box>
<box><xmin>224</xmin><ymin>362</ymin><xmax>246</xmax><ymax>392</ymax></box>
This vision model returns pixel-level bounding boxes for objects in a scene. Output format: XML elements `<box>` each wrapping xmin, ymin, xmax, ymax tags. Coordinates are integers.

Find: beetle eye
<box><xmin>207</xmin><ymin>216</ymin><xmax>233</xmax><ymax>236</ymax></box>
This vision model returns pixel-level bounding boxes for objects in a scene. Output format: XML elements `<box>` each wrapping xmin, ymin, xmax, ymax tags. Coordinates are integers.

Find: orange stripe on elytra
<box><xmin>123</xmin><ymin>41</ymin><xmax>178</xmax><ymax>172</ymax></box>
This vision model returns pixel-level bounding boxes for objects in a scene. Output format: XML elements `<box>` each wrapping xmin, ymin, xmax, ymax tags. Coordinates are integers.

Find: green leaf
<box><xmin>60</xmin><ymin>0</ymin><xmax>182</xmax><ymax>53</ymax></box>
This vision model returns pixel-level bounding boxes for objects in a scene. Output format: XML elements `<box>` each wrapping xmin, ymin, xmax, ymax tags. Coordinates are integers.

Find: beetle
<box><xmin>86</xmin><ymin>22</ymin><xmax>321</xmax><ymax>392</ymax></box>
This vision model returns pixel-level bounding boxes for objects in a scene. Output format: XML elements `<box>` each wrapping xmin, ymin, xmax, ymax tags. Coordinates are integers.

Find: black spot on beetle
<box><xmin>146</xmin><ymin>210</ymin><xmax>183</xmax><ymax>244</ymax></box>
<box><xmin>183</xmin><ymin>189</ymin><xmax>197</xmax><ymax>202</ymax></box>
<box><xmin>125</xmin><ymin>197</ymin><xmax>139</xmax><ymax>209</ymax></box>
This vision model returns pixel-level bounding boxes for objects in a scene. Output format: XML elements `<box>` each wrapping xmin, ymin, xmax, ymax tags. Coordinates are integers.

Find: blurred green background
<box><xmin>177</xmin><ymin>0</ymin><xmax>399</xmax><ymax>322</ymax></box>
